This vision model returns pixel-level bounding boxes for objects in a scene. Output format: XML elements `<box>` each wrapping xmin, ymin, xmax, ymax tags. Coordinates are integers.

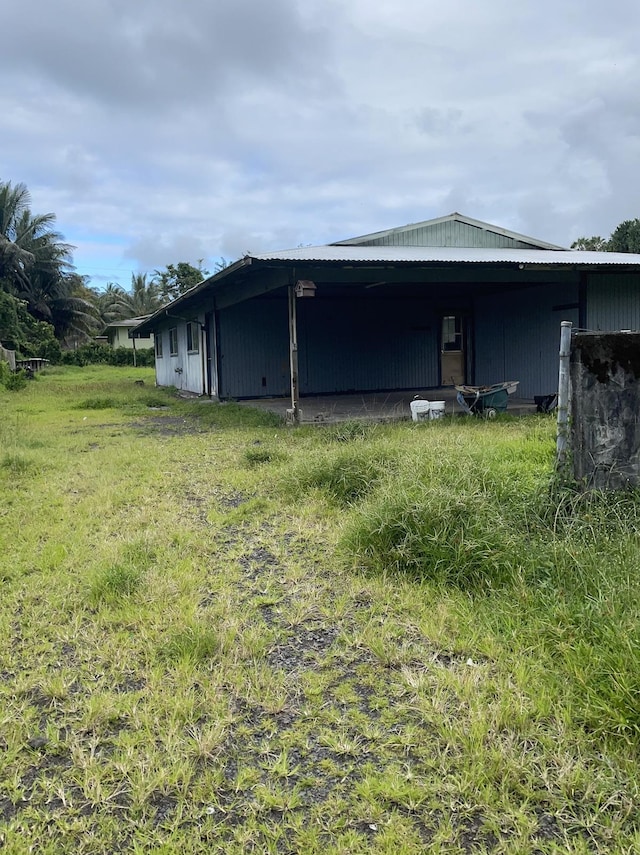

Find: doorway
<box><xmin>440</xmin><ymin>314</ymin><xmax>465</xmax><ymax>385</ymax></box>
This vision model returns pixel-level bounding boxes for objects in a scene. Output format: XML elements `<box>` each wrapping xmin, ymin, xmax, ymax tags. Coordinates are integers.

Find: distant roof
<box><xmin>332</xmin><ymin>212</ymin><xmax>566</xmax><ymax>251</ymax></box>
<box><xmin>104</xmin><ymin>315</ymin><xmax>152</xmax><ymax>330</ymax></box>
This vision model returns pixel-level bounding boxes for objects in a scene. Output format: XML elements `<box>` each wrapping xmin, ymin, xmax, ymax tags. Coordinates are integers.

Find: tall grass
<box><xmin>331</xmin><ymin>423</ymin><xmax>640</xmax><ymax>742</ymax></box>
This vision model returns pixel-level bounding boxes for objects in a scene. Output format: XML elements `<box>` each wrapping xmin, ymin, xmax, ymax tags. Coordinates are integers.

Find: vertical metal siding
<box><xmin>586</xmin><ymin>274</ymin><xmax>640</xmax><ymax>331</ymax></box>
<box><xmin>218</xmin><ymin>297</ymin><xmax>289</xmax><ymax>398</ymax></box>
<box><xmin>474</xmin><ymin>284</ymin><xmax>579</xmax><ymax>398</ymax></box>
<box><xmin>361</xmin><ymin>222</ymin><xmax>539</xmax><ymax>249</ymax></box>
<box><xmin>298</xmin><ymin>297</ymin><xmax>439</xmax><ymax>393</ymax></box>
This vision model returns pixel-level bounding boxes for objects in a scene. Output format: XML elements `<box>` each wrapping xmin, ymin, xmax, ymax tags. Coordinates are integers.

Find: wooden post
<box><xmin>288</xmin><ymin>285</ymin><xmax>299</xmax><ymax>424</ymax></box>
<box><xmin>556</xmin><ymin>320</ymin><xmax>572</xmax><ymax>470</ymax></box>
<box><xmin>132</xmin><ymin>335</ymin><xmax>137</xmax><ymax>367</ymax></box>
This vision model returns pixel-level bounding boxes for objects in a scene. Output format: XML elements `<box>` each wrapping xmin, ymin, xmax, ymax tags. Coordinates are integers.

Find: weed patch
<box><xmin>0</xmin><ymin>451</ymin><xmax>37</xmax><ymax>476</ymax></box>
<box><xmin>284</xmin><ymin>446</ymin><xmax>396</xmax><ymax>507</ymax></box>
<box><xmin>89</xmin><ymin>563</ymin><xmax>145</xmax><ymax>605</ymax></box>
<box><xmin>159</xmin><ymin>623</ymin><xmax>224</xmax><ymax>665</ymax></box>
<box><xmin>242</xmin><ymin>445</ymin><xmax>287</xmax><ymax>467</ymax></box>
<box><xmin>75</xmin><ymin>396</ymin><xmax>119</xmax><ymax>410</ymax></box>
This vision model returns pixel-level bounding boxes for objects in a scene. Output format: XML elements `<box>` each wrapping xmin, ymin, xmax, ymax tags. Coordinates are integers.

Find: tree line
<box><xmin>0</xmin><ymin>179</ymin><xmax>221</xmax><ymax>361</ymax></box>
<box><xmin>571</xmin><ymin>219</ymin><xmax>640</xmax><ymax>252</ymax></box>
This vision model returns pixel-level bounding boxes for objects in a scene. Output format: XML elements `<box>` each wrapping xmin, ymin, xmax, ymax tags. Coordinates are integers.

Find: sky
<box><xmin>2</xmin><ymin>0</ymin><xmax>640</xmax><ymax>289</ymax></box>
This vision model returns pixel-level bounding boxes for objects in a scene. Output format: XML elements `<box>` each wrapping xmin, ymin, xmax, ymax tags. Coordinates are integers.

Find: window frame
<box><xmin>155</xmin><ymin>333</ymin><xmax>163</xmax><ymax>358</ymax></box>
<box><xmin>169</xmin><ymin>327</ymin><xmax>178</xmax><ymax>356</ymax></box>
<box><xmin>186</xmin><ymin>321</ymin><xmax>200</xmax><ymax>354</ymax></box>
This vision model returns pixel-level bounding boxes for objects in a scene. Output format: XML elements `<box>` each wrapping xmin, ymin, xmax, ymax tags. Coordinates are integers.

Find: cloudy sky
<box><xmin>2</xmin><ymin>0</ymin><xmax>639</xmax><ymax>288</ymax></box>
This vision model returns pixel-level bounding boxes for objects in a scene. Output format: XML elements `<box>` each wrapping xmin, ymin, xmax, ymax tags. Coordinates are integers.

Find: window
<box><xmin>186</xmin><ymin>321</ymin><xmax>200</xmax><ymax>354</ymax></box>
<box><xmin>155</xmin><ymin>334</ymin><xmax>163</xmax><ymax>358</ymax></box>
<box><xmin>442</xmin><ymin>315</ymin><xmax>463</xmax><ymax>352</ymax></box>
<box><xmin>169</xmin><ymin>327</ymin><xmax>178</xmax><ymax>356</ymax></box>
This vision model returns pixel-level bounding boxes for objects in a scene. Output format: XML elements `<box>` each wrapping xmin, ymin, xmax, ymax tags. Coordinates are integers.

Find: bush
<box><xmin>4</xmin><ymin>369</ymin><xmax>28</xmax><ymax>391</ymax></box>
<box><xmin>60</xmin><ymin>344</ymin><xmax>155</xmax><ymax>367</ymax></box>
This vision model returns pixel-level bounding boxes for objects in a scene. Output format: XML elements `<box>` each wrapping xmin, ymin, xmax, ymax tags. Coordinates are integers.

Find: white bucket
<box><xmin>410</xmin><ymin>400</ymin><xmax>431</xmax><ymax>422</ymax></box>
<box><xmin>429</xmin><ymin>401</ymin><xmax>446</xmax><ymax>420</ymax></box>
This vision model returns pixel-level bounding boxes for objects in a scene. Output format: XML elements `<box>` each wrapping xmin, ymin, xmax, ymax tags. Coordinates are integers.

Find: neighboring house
<box><xmin>132</xmin><ymin>212</ymin><xmax>640</xmax><ymax>402</ymax></box>
<box><xmin>103</xmin><ymin>317</ymin><xmax>154</xmax><ymax>350</ymax></box>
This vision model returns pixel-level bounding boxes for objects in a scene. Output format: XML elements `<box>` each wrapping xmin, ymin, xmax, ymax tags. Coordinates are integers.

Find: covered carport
<box><xmin>133</xmin><ymin>244</ymin><xmax>640</xmax><ymax>422</ymax></box>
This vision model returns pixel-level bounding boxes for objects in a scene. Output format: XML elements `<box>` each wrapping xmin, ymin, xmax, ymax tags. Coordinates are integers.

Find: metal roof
<box><xmin>131</xmin><ymin>245</ymin><xmax>640</xmax><ymax>336</ymax></box>
<box><xmin>252</xmin><ymin>245</ymin><xmax>640</xmax><ymax>266</ymax></box>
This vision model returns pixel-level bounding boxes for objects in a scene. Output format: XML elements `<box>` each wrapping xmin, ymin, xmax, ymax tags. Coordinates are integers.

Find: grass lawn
<box><xmin>1</xmin><ymin>366</ymin><xmax>639</xmax><ymax>854</ymax></box>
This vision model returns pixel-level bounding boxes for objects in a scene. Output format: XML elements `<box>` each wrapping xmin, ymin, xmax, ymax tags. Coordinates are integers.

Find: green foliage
<box><xmin>608</xmin><ymin>218</ymin><xmax>640</xmax><ymax>253</ymax></box>
<box><xmin>1</xmin><ymin>179</ymin><xmax>100</xmax><ymax>344</ymax></box>
<box><xmin>89</xmin><ymin>563</ymin><xmax>144</xmax><ymax>605</ymax></box>
<box><xmin>0</xmin><ymin>291</ymin><xmax>60</xmax><ymax>359</ymax></box>
<box><xmin>1</xmin><ymin>451</ymin><xmax>35</xmax><ymax>474</ymax></box>
<box><xmin>4</xmin><ymin>369</ymin><xmax>28</xmax><ymax>391</ymax></box>
<box><xmin>324</xmin><ymin>419</ymin><xmax>379</xmax><ymax>443</ymax></box>
<box><xmin>94</xmin><ymin>274</ymin><xmax>164</xmax><ymax>328</ymax></box>
<box><xmin>159</xmin><ymin>623</ymin><xmax>222</xmax><ymax>664</ymax></box>
<box><xmin>570</xmin><ymin>235</ymin><xmax>609</xmax><ymax>251</ymax></box>
<box><xmin>242</xmin><ymin>445</ymin><xmax>287</xmax><ymax>467</ymax></box>
<box><xmin>75</xmin><ymin>396</ymin><xmax>118</xmax><ymax>410</ymax></box>
<box><xmin>152</xmin><ymin>261</ymin><xmax>209</xmax><ymax>303</ymax></box>
<box><xmin>61</xmin><ymin>343</ymin><xmax>155</xmax><ymax>367</ymax></box>
<box><xmin>285</xmin><ymin>446</ymin><xmax>396</xmax><ymax>506</ymax></box>
<box><xmin>572</xmin><ymin>217</ymin><xmax>640</xmax><ymax>254</ymax></box>
<box><xmin>342</xmin><ymin>481</ymin><xmax>523</xmax><ymax>588</ymax></box>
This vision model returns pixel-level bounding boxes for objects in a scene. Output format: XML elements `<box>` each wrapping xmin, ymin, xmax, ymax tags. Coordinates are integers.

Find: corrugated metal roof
<box><xmin>253</xmin><ymin>245</ymin><xmax>640</xmax><ymax>266</ymax></box>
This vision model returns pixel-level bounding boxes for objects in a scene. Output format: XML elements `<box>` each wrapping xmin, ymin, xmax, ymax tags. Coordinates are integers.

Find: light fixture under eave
<box><xmin>295</xmin><ymin>279</ymin><xmax>316</xmax><ymax>297</ymax></box>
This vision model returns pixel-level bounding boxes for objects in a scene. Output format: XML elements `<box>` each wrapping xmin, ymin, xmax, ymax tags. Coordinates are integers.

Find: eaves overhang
<box><xmin>131</xmin><ymin>246</ymin><xmax>640</xmax><ymax>336</ymax></box>
<box><xmin>131</xmin><ymin>256</ymin><xmax>253</xmax><ymax>336</ymax></box>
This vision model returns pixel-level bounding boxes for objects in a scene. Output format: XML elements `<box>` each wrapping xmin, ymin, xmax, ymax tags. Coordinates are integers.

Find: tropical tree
<box><xmin>94</xmin><ymin>273</ymin><xmax>164</xmax><ymax>329</ymax></box>
<box><xmin>570</xmin><ymin>236</ymin><xmax>609</xmax><ymax>251</ymax></box>
<box><xmin>0</xmin><ymin>179</ymin><xmax>99</xmax><ymax>343</ymax></box>
<box><xmin>127</xmin><ymin>273</ymin><xmax>163</xmax><ymax>316</ymax></box>
<box><xmin>152</xmin><ymin>261</ymin><xmax>209</xmax><ymax>303</ymax></box>
<box><xmin>571</xmin><ymin>218</ymin><xmax>640</xmax><ymax>254</ymax></box>
<box><xmin>0</xmin><ymin>181</ymin><xmax>56</xmax><ymax>292</ymax></box>
<box><xmin>608</xmin><ymin>219</ymin><xmax>640</xmax><ymax>253</ymax></box>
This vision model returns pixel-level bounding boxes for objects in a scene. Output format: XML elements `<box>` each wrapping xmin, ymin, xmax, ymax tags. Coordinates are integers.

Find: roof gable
<box><xmin>332</xmin><ymin>212</ymin><xmax>566</xmax><ymax>251</ymax></box>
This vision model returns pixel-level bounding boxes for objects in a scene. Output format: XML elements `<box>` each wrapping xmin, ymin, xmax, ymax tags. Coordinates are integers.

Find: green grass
<box><xmin>1</xmin><ymin>365</ymin><xmax>639</xmax><ymax>853</ymax></box>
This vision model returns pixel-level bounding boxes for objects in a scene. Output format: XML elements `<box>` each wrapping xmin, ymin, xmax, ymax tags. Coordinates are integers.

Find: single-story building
<box><xmin>132</xmin><ymin>213</ymin><xmax>640</xmax><ymax>415</ymax></box>
<box><xmin>103</xmin><ymin>317</ymin><xmax>154</xmax><ymax>350</ymax></box>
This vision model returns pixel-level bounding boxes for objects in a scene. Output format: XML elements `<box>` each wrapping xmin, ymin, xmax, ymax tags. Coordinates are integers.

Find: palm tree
<box><xmin>0</xmin><ymin>181</ymin><xmax>55</xmax><ymax>292</ymax></box>
<box><xmin>95</xmin><ymin>274</ymin><xmax>163</xmax><ymax>329</ymax></box>
<box><xmin>127</xmin><ymin>272</ymin><xmax>163</xmax><ymax>317</ymax></box>
<box><xmin>0</xmin><ymin>179</ymin><xmax>99</xmax><ymax>342</ymax></box>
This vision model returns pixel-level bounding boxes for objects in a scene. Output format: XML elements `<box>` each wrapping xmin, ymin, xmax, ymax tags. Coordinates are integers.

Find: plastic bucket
<box><xmin>429</xmin><ymin>401</ymin><xmax>446</xmax><ymax>420</ymax></box>
<box><xmin>410</xmin><ymin>400</ymin><xmax>431</xmax><ymax>422</ymax></box>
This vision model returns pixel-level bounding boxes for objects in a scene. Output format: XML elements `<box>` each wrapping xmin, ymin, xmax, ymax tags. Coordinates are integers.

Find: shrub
<box><xmin>60</xmin><ymin>344</ymin><xmax>155</xmax><ymax>367</ymax></box>
<box><xmin>4</xmin><ymin>369</ymin><xmax>28</xmax><ymax>391</ymax></box>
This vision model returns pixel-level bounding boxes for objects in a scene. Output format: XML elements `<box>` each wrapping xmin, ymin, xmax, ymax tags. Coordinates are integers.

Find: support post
<box><xmin>132</xmin><ymin>336</ymin><xmax>137</xmax><ymax>367</ymax></box>
<box><xmin>288</xmin><ymin>285</ymin><xmax>299</xmax><ymax>424</ymax></box>
<box><xmin>556</xmin><ymin>320</ymin><xmax>572</xmax><ymax>470</ymax></box>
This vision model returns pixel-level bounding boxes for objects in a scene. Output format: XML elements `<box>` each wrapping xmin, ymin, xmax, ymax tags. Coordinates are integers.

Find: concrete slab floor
<box><xmin>237</xmin><ymin>389</ymin><xmax>539</xmax><ymax>423</ymax></box>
